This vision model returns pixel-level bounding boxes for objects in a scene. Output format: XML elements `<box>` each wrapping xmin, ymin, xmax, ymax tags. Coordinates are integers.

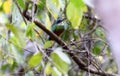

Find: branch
<box><xmin>21</xmin><ymin>2</ymin><xmax>116</xmax><ymax>76</ymax></box>
<box><xmin>23</xmin><ymin>4</ymin><xmax>86</xmax><ymax>67</ymax></box>
<box><xmin>23</xmin><ymin>12</ymin><xmax>117</xmax><ymax>76</ymax></box>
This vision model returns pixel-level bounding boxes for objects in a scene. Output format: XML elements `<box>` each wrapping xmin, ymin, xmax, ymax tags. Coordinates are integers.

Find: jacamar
<box><xmin>49</xmin><ymin>18</ymin><xmax>67</xmax><ymax>40</ymax></box>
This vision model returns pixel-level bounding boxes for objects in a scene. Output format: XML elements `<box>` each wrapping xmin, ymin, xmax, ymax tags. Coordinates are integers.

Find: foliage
<box><xmin>0</xmin><ymin>0</ymin><xmax>117</xmax><ymax>76</ymax></box>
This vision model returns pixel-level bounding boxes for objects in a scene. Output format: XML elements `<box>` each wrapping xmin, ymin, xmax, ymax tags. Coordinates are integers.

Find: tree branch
<box><xmin>22</xmin><ymin>11</ymin><xmax>116</xmax><ymax>76</ymax></box>
<box><xmin>21</xmin><ymin>2</ymin><xmax>116</xmax><ymax>76</ymax></box>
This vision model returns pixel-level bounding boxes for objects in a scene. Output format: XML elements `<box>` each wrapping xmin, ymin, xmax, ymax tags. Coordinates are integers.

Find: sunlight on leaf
<box><xmin>28</xmin><ymin>53</ymin><xmax>43</xmax><ymax>68</ymax></box>
<box><xmin>45</xmin><ymin>63</ymin><xmax>62</xmax><ymax>76</ymax></box>
<box><xmin>45</xmin><ymin>13</ymin><xmax>52</xmax><ymax>30</ymax></box>
<box><xmin>54</xmin><ymin>48</ymin><xmax>71</xmax><ymax>64</ymax></box>
<box><xmin>51</xmin><ymin>48</ymin><xmax>71</xmax><ymax>74</ymax></box>
<box><xmin>67</xmin><ymin>0</ymin><xmax>87</xmax><ymax>29</ymax></box>
<box><xmin>0</xmin><ymin>0</ymin><xmax>2</xmax><ymax>7</ymax></box>
<box><xmin>45</xmin><ymin>63</ymin><xmax>52</xmax><ymax>75</ymax></box>
<box><xmin>46</xmin><ymin>0</ymin><xmax>60</xmax><ymax>19</ymax></box>
<box><xmin>3</xmin><ymin>0</ymin><xmax>12</xmax><ymax>14</ymax></box>
<box><xmin>43</xmin><ymin>41</ymin><xmax>54</xmax><ymax>49</ymax></box>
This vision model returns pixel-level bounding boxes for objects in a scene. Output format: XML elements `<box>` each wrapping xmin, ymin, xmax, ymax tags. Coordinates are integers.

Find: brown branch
<box><xmin>21</xmin><ymin>1</ymin><xmax>117</xmax><ymax>76</ymax></box>
<box><xmin>23</xmin><ymin>11</ymin><xmax>67</xmax><ymax>47</ymax></box>
<box><xmin>23</xmin><ymin>5</ymin><xmax>86</xmax><ymax>66</ymax></box>
<box><xmin>23</xmin><ymin>12</ymin><xmax>117</xmax><ymax>76</ymax></box>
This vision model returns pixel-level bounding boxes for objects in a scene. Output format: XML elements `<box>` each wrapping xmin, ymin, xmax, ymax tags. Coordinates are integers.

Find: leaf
<box><xmin>54</xmin><ymin>48</ymin><xmax>71</xmax><ymax>64</ymax></box>
<box><xmin>1</xmin><ymin>63</ymin><xmax>10</xmax><ymax>72</ymax></box>
<box><xmin>93</xmin><ymin>46</ymin><xmax>101</xmax><ymax>55</ymax></box>
<box><xmin>3</xmin><ymin>0</ymin><xmax>12</xmax><ymax>14</ymax></box>
<box><xmin>9</xmin><ymin>37</ymin><xmax>21</xmax><ymax>49</ymax></box>
<box><xmin>92</xmin><ymin>41</ymin><xmax>104</xmax><ymax>55</ymax></box>
<box><xmin>67</xmin><ymin>0</ymin><xmax>87</xmax><ymax>29</ymax></box>
<box><xmin>46</xmin><ymin>0</ymin><xmax>60</xmax><ymax>19</ymax></box>
<box><xmin>26</xmin><ymin>23</ymin><xmax>36</xmax><ymax>40</ymax></box>
<box><xmin>43</xmin><ymin>41</ymin><xmax>54</xmax><ymax>49</ymax></box>
<box><xmin>0</xmin><ymin>0</ymin><xmax>2</xmax><ymax>7</ymax></box>
<box><xmin>28</xmin><ymin>53</ymin><xmax>42</xmax><ymax>68</ymax></box>
<box><xmin>51</xmin><ymin>48</ymin><xmax>71</xmax><ymax>74</ymax></box>
<box><xmin>45</xmin><ymin>63</ymin><xmax>52</xmax><ymax>75</ymax></box>
<box><xmin>16</xmin><ymin>0</ymin><xmax>25</xmax><ymax>9</ymax></box>
<box><xmin>70</xmin><ymin>0</ymin><xmax>87</xmax><ymax>10</ymax></box>
<box><xmin>11</xmin><ymin>61</ymin><xmax>18</xmax><ymax>71</ymax></box>
<box><xmin>45</xmin><ymin>13</ymin><xmax>52</xmax><ymax>30</ymax></box>
<box><xmin>52</xmin><ymin>66</ymin><xmax>62</xmax><ymax>76</ymax></box>
<box><xmin>45</xmin><ymin>63</ymin><xmax>62</xmax><ymax>76</ymax></box>
<box><xmin>6</xmin><ymin>24</ymin><xmax>26</xmax><ymax>48</ymax></box>
<box><xmin>95</xmin><ymin>27</ymin><xmax>106</xmax><ymax>39</ymax></box>
<box><xmin>38</xmin><ymin>0</ymin><xmax>46</xmax><ymax>10</ymax></box>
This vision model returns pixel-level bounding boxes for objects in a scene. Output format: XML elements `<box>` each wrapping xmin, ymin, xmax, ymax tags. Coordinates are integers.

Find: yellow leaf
<box><xmin>3</xmin><ymin>0</ymin><xmax>12</xmax><ymax>14</ymax></box>
<box><xmin>0</xmin><ymin>0</ymin><xmax>2</xmax><ymax>7</ymax></box>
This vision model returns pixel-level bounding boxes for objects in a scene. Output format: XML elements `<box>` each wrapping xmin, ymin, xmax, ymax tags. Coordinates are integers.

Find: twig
<box><xmin>23</xmin><ymin>12</ymin><xmax>116</xmax><ymax>76</ymax></box>
<box><xmin>22</xmin><ymin>1</ymin><xmax>117</xmax><ymax>76</ymax></box>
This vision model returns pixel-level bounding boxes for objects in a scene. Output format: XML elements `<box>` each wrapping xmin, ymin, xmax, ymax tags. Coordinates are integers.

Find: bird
<box><xmin>49</xmin><ymin>18</ymin><xmax>67</xmax><ymax>40</ymax></box>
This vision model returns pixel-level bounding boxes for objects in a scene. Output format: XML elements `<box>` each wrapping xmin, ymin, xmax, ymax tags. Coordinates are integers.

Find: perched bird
<box><xmin>49</xmin><ymin>18</ymin><xmax>67</xmax><ymax>40</ymax></box>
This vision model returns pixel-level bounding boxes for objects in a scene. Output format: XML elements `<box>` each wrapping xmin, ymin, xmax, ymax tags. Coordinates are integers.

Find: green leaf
<box><xmin>95</xmin><ymin>27</ymin><xmax>106</xmax><ymax>39</ymax></box>
<box><xmin>11</xmin><ymin>61</ymin><xmax>18</xmax><ymax>71</ymax></box>
<box><xmin>16</xmin><ymin>0</ymin><xmax>25</xmax><ymax>9</ymax></box>
<box><xmin>51</xmin><ymin>48</ymin><xmax>71</xmax><ymax>74</ymax></box>
<box><xmin>54</xmin><ymin>48</ymin><xmax>71</xmax><ymax>64</ymax></box>
<box><xmin>1</xmin><ymin>64</ymin><xmax>10</xmax><ymax>72</ymax></box>
<box><xmin>6</xmin><ymin>24</ymin><xmax>26</xmax><ymax>48</ymax></box>
<box><xmin>9</xmin><ymin>37</ymin><xmax>22</xmax><ymax>49</ymax></box>
<box><xmin>46</xmin><ymin>0</ymin><xmax>60</xmax><ymax>19</ymax></box>
<box><xmin>93</xmin><ymin>46</ymin><xmax>101</xmax><ymax>55</ymax></box>
<box><xmin>70</xmin><ymin>0</ymin><xmax>86</xmax><ymax>10</ymax></box>
<box><xmin>26</xmin><ymin>23</ymin><xmax>36</xmax><ymax>40</ymax></box>
<box><xmin>45</xmin><ymin>63</ymin><xmax>52</xmax><ymax>75</ymax></box>
<box><xmin>43</xmin><ymin>41</ymin><xmax>54</xmax><ymax>49</ymax></box>
<box><xmin>67</xmin><ymin>0</ymin><xmax>87</xmax><ymax>29</ymax></box>
<box><xmin>92</xmin><ymin>41</ymin><xmax>104</xmax><ymax>55</ymax></box>
<box><xmin>52</xmin><ymin>66</ymin><xmax>62</xmax><ymax>76</ymax></box>
<box><xmin>38</xmin><ymin>0</ymin><xmax>46</xmax><ymax>10</ymax></box>
<box><xmin>45</xmin><ymin>63</ymin><xmax>62</xmax><ymax>76</ymax></box>
<box><xmin>28</xmin><ymin>53</ymin><xmax>43</xmax><ymax>68</ymax></box>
